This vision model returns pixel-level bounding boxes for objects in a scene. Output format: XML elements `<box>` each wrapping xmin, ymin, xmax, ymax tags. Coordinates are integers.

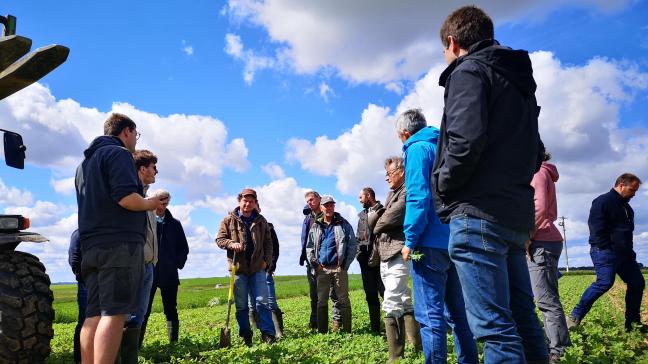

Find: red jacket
<box><xmin>530</xmin><ymin>162</ymin><xmax>563</xmax><ymax>242</ymax></box>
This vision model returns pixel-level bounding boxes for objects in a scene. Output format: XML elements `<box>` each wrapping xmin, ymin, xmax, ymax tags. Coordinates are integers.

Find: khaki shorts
<box><xmin>81</xmin><ymin>242</ymin><xmax>143</xmax><ymax>317</ymax></box>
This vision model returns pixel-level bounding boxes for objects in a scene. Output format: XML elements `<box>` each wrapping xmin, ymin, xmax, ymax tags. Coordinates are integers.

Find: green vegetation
<box><xmin>48</xmin><ymin>274</ymin><xmax>648</xmax><ymax>363</ymax></box>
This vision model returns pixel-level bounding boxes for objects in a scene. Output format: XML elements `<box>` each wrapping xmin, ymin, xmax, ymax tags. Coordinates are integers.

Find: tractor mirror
<box><xmin>3</xmin><ymin>131</ymin><xmax>26</xmax><ymax>169</ymax></box>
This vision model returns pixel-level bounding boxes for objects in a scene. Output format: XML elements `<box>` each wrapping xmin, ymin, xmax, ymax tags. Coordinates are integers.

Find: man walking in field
<box><xmin>306</xmin><ymin>195</ymin><xmax>358</xmax><ymax>333</ymax></box>
<box><xmin>568</xmin><ymin>173</ymin><xmax>645</xmax><ymax>333</ymax></box>
<box><xmin>75</xmin><ymin>113</ymin><xmax>162</xmax><ymax>364</ymax></box>
<box><xmin>432</xmin><ymin>6</ymin><xmax>548</xmax><ymax>363</ymax></box>
<box><xmin>216</xmin><ymin>188</ymin><xmax>276</xmax><ymax>345</ymax></box>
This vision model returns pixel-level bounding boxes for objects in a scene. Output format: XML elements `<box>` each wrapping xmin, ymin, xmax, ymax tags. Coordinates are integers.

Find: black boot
<box><xmin>118</xmin><ymin>327</ymin><xmax>140</xmax><ymax>364</ymax></box>
<box><xmin>368</xmin><ymin>305</ymin><xmax>381</xmax><ymax>333</ymax></box>
<box><xmin>272</xmin><ymin>309</ymin><xmax>284</xmax><ymax>339</ymax></box>
<box><xmin>166</xmin><ymin>321</ymin><xmax>179</xmax><ymax>343</ymax></box>
<box><xmin>240</xmin><ymin>330</ymin><xmax>253</xmax><ymax>347</ymax></box>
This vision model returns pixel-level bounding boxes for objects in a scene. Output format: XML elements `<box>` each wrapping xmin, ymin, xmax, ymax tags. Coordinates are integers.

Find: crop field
<box><xmin>48</xmin><ymin>274</ymin><xmax>648</xmax><ymax>363</ymax></box>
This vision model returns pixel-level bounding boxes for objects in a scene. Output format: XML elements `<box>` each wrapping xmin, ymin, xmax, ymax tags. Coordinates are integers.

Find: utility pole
<box><xmin>558</xmin><ymin>216</ymin><xmax>569</xmax><ymax>272</ymax></box>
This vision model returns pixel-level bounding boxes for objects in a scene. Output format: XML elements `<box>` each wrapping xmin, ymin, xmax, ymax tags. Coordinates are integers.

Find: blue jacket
<box><xmin>75</xmin><ymin>136</ymin><xmax>145</xmax><ymax>248</ymax></box>
<box><xmin>155</xmin><ymin>208</ymin><xmax>189</xmax><ymax>287</ymax></box>
<box><xmin>306</xmin><ymin>212</ymin><xmax>358</xmax><ymax>270</ymax></box>
<box><xmin>588</xmin><ymin>189</ymin><xmax>635</xmax><ymax>254</ymax></box>
<box><xmin>402</xmin><ymin>126</ymin><xmax>450</xmax><ymax>250</ymax></box>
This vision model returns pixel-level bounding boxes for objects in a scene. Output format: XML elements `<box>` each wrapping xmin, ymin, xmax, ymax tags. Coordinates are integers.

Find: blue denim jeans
<box><xmin>571</xmin><ymin>247</ymin><xmax>645</xmax><ymax>325</ymax></box>
<box><xmin>235</xmin><ymin>271</ymin><xmax>275</xmax><ymax>336</ymax></box>
<box><xmin>74</xmin><ymin>281</ymin><xmax>88</xmax><ymax>364</ymax></box>
<box><xmin>249</xmin><ymin>273</ymin><xmax>280</xmax><ymax>311</ymax></box>
<box><xmin>126</xmin><ymin>263</ymin><xmax>154</xmax><ymax>328</ymax></box>
<box><xmin>448</xmin><ymin>214</ymin><xmax>548</xmax><ymax>364</ymax></box>
<box><xmin>410</xmin><ymin>247</ymin><xmax>478</xmax><ymax>364</ymax></box>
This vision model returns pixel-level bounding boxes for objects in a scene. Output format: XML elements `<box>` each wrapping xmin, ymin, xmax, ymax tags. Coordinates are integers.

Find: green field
<box><xmin>48</xmin><ymin>274</ymin><xmax>648</xmax><ymax>363</ymax></box>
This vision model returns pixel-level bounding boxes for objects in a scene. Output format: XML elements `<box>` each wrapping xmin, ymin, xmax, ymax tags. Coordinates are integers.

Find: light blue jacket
<box><xmin>402</xmin><ymin>126</ymin><xmax>450</xmax><ymax>250</ymax></box>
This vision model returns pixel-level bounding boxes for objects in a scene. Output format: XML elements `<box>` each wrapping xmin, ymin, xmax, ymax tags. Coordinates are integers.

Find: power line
<box><xmin>558</xmin><ymin>216</ymin><xmax>569</xmax><ymax>272</ymax></box>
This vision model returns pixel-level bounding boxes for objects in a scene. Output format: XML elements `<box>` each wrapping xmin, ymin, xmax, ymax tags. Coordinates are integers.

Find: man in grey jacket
<box><xmin>306</xmin><ymin>195</ymin><xmax>358</xmax><ymax>333</ymax></box>
<box><xmin>374</xmin><ymin>156</ymin><xmax>421</xmax><ymax>361</ymax></box>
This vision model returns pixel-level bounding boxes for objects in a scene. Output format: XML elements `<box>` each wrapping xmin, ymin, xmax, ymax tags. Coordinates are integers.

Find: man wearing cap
<box><xmin>306</xmin><ymin>195</ymin><xmax>358</xmax><ymax>333</ymax></box>
<box><xmin>216</xmin><ymin>188</ymin><xmax>276</xmax><ymax>345</ymax></box>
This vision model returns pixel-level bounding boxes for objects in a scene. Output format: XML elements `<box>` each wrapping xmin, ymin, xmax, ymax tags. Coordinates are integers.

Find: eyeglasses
<box><xmin>136</xmin><ymin>131</ymin><xmax>142</xmax><ymax>140</ymax></box>
<box><xmin>385</xmin><ymin>168</ymin><xmax>401</xmax><ymax>177</ymax></box>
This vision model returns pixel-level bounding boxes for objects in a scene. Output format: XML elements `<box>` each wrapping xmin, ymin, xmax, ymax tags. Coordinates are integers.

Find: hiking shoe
<box><xmin>241</xmin><ymin>331</ymin><xmax>253</xmax><ymax>347</ymax></box>
<box><xmin>566</xmin><ymin>315</ymin><xmax>580</xmax><ymax>330</ymax></box>
<box><xmin>549</xmin><ymin>353</ymin><xmax>561</xmax><ymax>364</ymax></box>
<box><xmin>332</xmin><ymin>321</ymin><xmax>341</xmax><ymax>332</ymax></box>
<box><xmin>625</xmin><ymin>322</ymin><xmax>648</xmax><ymax>333</ymax></box>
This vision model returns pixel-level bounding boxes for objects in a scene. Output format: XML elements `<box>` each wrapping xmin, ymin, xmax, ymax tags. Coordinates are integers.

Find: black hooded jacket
<box><xmin>75</xmin><ymin>136</ymin><xmax>145</xmax><ymax>248</ymax></box>
<box><xmin>432</xmin><ymin>39</ymin><xmax>544</xmax><ymax>231</ymax></box>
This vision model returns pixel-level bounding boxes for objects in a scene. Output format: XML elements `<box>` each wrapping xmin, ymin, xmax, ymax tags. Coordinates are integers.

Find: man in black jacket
<box><xmin>356</xmin><ymin>187</ymin><xmax>385</xmax><ymax>333</ymax></box>
<box><xmin>569</xmin><ymin>173</ymin><xmax>644</xmax><ymax>332</ymax></box>
<box><xmin>75</xmin><ymin>113</ymin><xmax>162</xmax><ymax>363</ymax></box>
<box><xmin>432</xmin><ymin>6</ymin><xmax>548</xmax><ymax>363</ymax></box>
<box><xmin>140</xmin><ymin>189</ymin><xmax>189</xmax><ymax>345</ymax></box>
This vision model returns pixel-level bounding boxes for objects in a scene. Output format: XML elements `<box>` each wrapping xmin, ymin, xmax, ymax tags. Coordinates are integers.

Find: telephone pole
<box><xmin>558</xmin><ymin>216</ymin><xmax>569</xmax><ymax>272</ymax></box>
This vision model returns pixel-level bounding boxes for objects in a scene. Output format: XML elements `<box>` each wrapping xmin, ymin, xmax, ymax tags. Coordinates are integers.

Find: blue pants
<box><xmin>449</xmin><ymin>214</ymin><xmax>548</xmax><ymax>364</ymax></box>
<box><xmin>235</xmin><ymin>271</ymin><xmax>275</xmax><ymax>336</ymax></box>
<box><xmin>571</xmin><ymin>247</ymin><xmax>645</xmax><ymax>326</ymax></box>
<box><xmin>410</xmin><ymin>247</ymin><xmax>478</xmax><ymax>364</ymax></box>
<box><xmin>73</xmin><ymin>281</ymin><xmax>88</xmax><ymax>364</ymax></box>
<box><xmin>126</xmin><ymin>263</ymin><xmax>154</xmax><ymax>328</ymax></box>
<box><xmin>249</xmin><ymin>272</ymin><xmax>280</xmax><ymax>311</ymax></box>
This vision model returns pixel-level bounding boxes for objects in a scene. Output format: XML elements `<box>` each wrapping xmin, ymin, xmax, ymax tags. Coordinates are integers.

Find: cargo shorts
<box><xmin>81</xmin><ymin>242</ymin><xmax>144</xmax><ymax>317</ymax></box>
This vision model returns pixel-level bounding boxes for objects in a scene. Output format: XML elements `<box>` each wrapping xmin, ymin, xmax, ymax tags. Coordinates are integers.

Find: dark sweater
<box><xmin>75</xmin><ymin>136</ymin><xmax>145</xmax><ymax>248</ymax></box>
<box><xmin>588</xmin><ymin>189</ymin><xmax>635</xmax><ymax>254</ymax></box>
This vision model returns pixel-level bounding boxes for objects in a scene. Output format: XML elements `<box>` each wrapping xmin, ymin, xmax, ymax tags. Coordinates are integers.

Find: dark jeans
<box><xmin>141</xmin><ymin>270</ymin><xmax>180</xmax><ymax>344</ymax></box>
<box><xmin>527</xmin><ymin>241</ymin><xmax>571</xmax><ymax>356</ymax></box>
<box><xmin>307</xmin><ymin>265</ymin><xmax>339</xmax><ymax>323</ymax></box>
<box><xmin>73</xmin><ymin>281</ymin><xmax>88</xmax><ymax>364</ymax></box>
<box><xmin>357</xmin><ymin>250</ymin><xmax>385</xmax><ymax>307</ymax></box>
<box><xmin>571</xmin><ymin>247</ymin><xmax>645</xmax><ymax>326</ymax></box>
<box><xmin>449</xmin><ymin>214</ymin><xmax>548</xmax><ymax>364</ymax></box>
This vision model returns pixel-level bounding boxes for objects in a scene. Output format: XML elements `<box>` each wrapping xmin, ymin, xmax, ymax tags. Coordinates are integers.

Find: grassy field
<box><xmin>48</xmin><ymin>273</ymin><xmax>648</xmax><ymax>363</ymax></box>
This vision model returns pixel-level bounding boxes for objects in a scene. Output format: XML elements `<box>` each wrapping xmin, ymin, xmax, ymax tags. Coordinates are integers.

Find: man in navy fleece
<box><xmin>75</xmin><ymin>113</ymin><xmax>163</xmax><ymax>364</ymax></box>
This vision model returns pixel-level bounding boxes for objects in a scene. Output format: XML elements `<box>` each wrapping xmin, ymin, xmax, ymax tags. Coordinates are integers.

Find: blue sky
<box><xmin>1</xmin><ymin>1</ymin><xmax>647</xmax><ymax>282</ymax></box>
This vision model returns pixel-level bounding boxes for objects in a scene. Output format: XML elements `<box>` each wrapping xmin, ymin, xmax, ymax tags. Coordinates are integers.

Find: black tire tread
<box><xmin>0</xmin><ymin>251</ymin><xmax>53</xmax><ymax>364</ymax></box>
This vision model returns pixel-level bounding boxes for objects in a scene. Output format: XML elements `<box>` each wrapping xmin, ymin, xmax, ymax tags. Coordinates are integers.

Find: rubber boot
<box><xmin>272</xmin><ymin>309</ymin><xmax>284</xmax><ymax>339</ymax></box>
<box><xmin>384</xmin><ymin>317</ymin><xmax>405</xmax><ymax>362</ymax></box>
<box><xmin>403</xmin><ymin>312</ymin><xmax>422</xmax><ymax>352</ymax></box>
<box><xmin>249</xmin><ymin>309</ymin><xmax>259</xmax><ymax>330</ymax></box>
<box><xmin>118</xmin><ymin>327</ymin><xmax>140</xmax><ymax>364</ymax></box>
<box><xmin>341</xmin><ymin>308</ymin><xmax>352</xmax><ymax>333</ymax></box>
<box><xmin>167</xmin><ymin>321</ymin><xmax>179</xmax><ymax>343</ymax></box>
<box><xmin>317</xmin><ymin>306</ymin><xmax>329</xmax><ymax>333</ymax></box>
<box><xmin>138</xmin><ymin>319</ymin><xmax>148</xmax><ymax>348</ymax></box>
<box><xmin>368</xmin><ymin>305</ymin><xmax>381</xmax><ymax>333</ymax></box>
<box><xmin>240</xmin><ymin>330</ymin><xmax>253</xmax><ymax>347</ymax></box>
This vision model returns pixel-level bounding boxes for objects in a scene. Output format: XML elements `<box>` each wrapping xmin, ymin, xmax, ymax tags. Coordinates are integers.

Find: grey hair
<box><xmin>384</xmin><ymin>156</ymin><xmax>404</xmax><ymax>170</ymax></box>
<box><xmin>152</xmin><ymin>188</ymin><xmax>171</xmax><ymax>200</ymax></box>
<box><xmin>395</xmin><ymin>108</ymin><xmax>427</xmax><ymax>135</ymax></box>
<box><xmin>304</xmin><ymin>190</ymin><xmax>321</xmax><ymax>199</ymax></box>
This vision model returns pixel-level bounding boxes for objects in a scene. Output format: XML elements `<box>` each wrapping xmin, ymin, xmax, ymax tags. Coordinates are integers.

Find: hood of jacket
<box><xmin>403</xmin><ymin>126</ymin><xmax>440</xmax><ymax>152</ymax></box>
<box><xmin>303</xmin><ymin>204</ymin><xmax>311</xmax><ymax>216</ymax></box>
<box><xmin>440</xmin><ymin>39</ymin><xmax>536</xmax><ymax>97</ymax></box>
<box><xmin>541</xmin><ymin>162</ymin><xmax>559</xmax><ymax>182</ymax></box>
<box><xmin>83</xmin><ymin>136</ymin><xmax>126</xmax><ymax>159</ymax></box>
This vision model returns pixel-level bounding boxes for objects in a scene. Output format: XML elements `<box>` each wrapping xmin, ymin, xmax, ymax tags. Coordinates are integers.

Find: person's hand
<box><xmin>402</xmin><ymin>246</ymin><xmax>412</xmax><ymax>262</ymax></box>
<box><xmin>230</xmin><ymin>242</ymin><xmax>244</xmax><ymax>252</ymax></box>
<box><xmin>316</xmin><ymin>264</ymin><xmax>323</xmax><ymax>272</ymax></box>
<box><xmin>525</xmin><ymin>240</ymin><xmax>534</xmax><ymax>262</ymax></box>
<box><xmin>146</xmin><ymin>196</ymin><xmax>164</xmax><ymax>211</ymax></box>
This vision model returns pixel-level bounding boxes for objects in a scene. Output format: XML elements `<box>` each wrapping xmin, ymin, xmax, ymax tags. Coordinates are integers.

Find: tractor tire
<box><xmin>0</xmin><ymin>251</ymin><xmax>54</xmax><ymax>364</ymax></box>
